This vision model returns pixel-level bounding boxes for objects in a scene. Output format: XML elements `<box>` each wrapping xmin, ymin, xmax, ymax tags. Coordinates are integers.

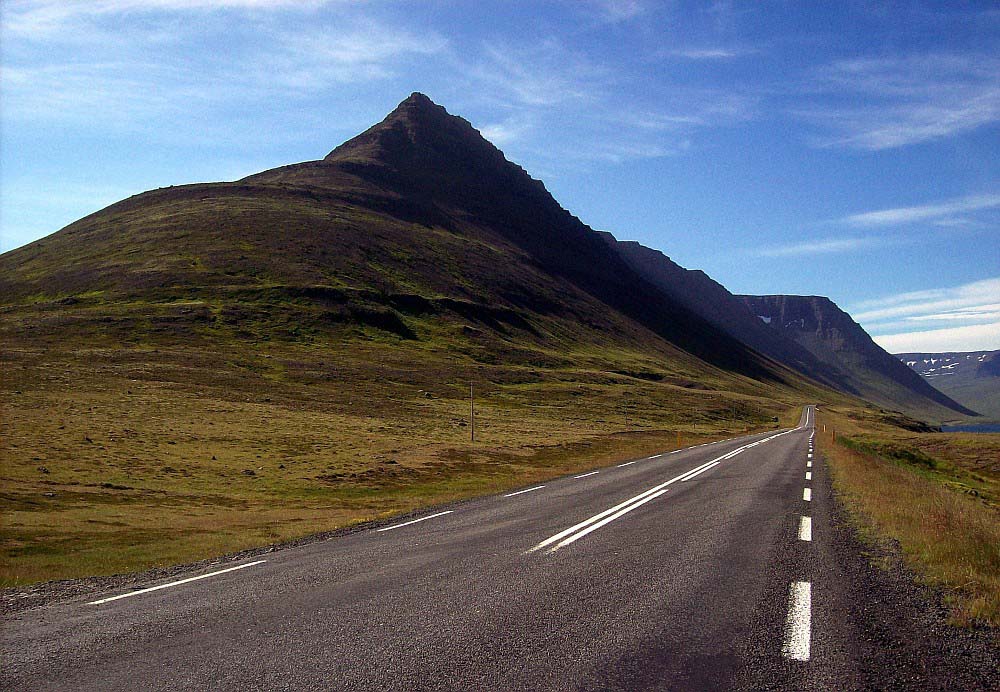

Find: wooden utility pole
<box><xmin>470</xmin><ymin>382</ymin><xmax>475</xmax><ymax>442</ymax></box>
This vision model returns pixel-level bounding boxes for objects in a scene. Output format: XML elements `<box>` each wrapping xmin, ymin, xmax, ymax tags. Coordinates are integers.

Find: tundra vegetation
<box><xmin>817</xmin><ymin>406</ymin><xmax>1000</xmax><ymax>626</ymax></box>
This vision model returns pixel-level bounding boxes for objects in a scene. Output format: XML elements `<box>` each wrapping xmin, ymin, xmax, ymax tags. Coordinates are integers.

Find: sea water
<box><xmin>940</xmin><ymin>424</ymin><xmax>1000</xmax><ymax>433</ymax></box>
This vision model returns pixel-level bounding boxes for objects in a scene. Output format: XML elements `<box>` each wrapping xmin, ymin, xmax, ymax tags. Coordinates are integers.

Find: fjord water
<box><xmin>940</xmin><ymin>424</ymin><xmax>1000</xmax><ymax>433</ymax></box>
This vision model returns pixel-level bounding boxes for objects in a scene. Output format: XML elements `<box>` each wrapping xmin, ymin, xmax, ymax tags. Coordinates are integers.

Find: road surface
<box><xmin>5</xmin><ymin>406</ymin><xmax>971</xmax><ymax>690</ymax></box>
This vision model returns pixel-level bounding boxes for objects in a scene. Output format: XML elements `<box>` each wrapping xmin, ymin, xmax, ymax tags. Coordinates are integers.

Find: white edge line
<box><xmin>504</xmin><ymin>485</ymin><xmax>546</xmax><ymax>497</ymax></box>
<box><xmin>528</xmin><ymin>479</ymin><xmax>675</xmax><ymax>552</ymax></box>
<box><xmin>574</xmin><ymin>471</ymin><xmax>600</xmax><ymax>479</ymax></box>
<box><xmin>617</xmin><ymin>461</ymin><xmax>637</xmax><ymax>468</ymax></box>
<box><xmin>89</xmin><ymin>560</ymin><xmax>267</xmax><ymax>605</ymax></box>
<box><xmin>377</xmin><ymin>510</ymin><xmax>453</xmax><ymax>532</ymax></box>
<box><xmin>531</xmin><ymin>450</ymin><xmax>736</xmax><ymax>553</ymax></box>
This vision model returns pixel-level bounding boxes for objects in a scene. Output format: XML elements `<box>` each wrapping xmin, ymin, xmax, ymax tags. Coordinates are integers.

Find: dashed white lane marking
<box><xmin>807</xmin><ymin>453</ymin><xmax>813</xmax><ymax>459</ymax></box>
<box><xmin>803</xmin><ymin>488</ymin><xmax>812</xmax><ymax>502</ymax></box>
<box><xmin>89</xmin><ymin>560</ymin><xmax>267</xmax><ymax>605</ymax></box>
<box><xmin>805</xmin><ymin>471</ymin><xmax>812</xmax><ymax>481</ymax></box>
<box><xmin>783</xmin><ymin>581</ymin><xmax>812</xmax><ymax>661</ymax></box>
<box><xmin>617</xmin><ymin>460</ymin><xmax>637</xmax><ymax>468</ymax></box>
<box><xmin>807</xmin><ymin>460</ymin><xmax>812</xmax><ymax>468</ymax></box>
<box><xmin>377</xmin><ymin>510</ymin><xmax>454</xmax><ymax>532</ymax></box>
<box><xmin>505</xmin><ymin>485</ymin><xmax>546</xmax><ymax>498</ymax></box>
<box><xmin>798</xmin><ymin>515</ymin><xmax>812</xmax><ymax>541</ymax></box>
<box><xmin>574</xmin><ymin>471</ymin><xmax>600</xmax><ymax>479</ymax></box>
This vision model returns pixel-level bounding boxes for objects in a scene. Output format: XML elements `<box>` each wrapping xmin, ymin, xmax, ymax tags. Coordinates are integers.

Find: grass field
<box><xmin>1</xmin><ymin>332</ymin><xmax>802</xmax><ymax>587</ymax></box>
<box><xmin>816</xmin><ymin>406</ymin><xmax>1000</xmax><ymax>626</ymax></box>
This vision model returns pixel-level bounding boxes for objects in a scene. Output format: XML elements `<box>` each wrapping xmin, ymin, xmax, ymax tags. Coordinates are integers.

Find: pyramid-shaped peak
<box><xmin>321</xmin><ymin>93</ymin><xmax>552</xmax><ymax>199</ymax></box>
<box><xmin>398</xmin><ymin>91</ymin><xmax>439</xmax><ymax>110</ymax></box>
<box><xmin>325</xmin><ymin>92</ymin><xmax>482</xmax><ymax>164</ymax></box>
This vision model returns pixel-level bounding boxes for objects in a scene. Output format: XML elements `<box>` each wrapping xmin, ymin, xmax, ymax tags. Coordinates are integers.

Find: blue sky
<box><xmin>2</xmin><ymin>0</ymin><xmax>998</xmax><ymax>352</ymax></box>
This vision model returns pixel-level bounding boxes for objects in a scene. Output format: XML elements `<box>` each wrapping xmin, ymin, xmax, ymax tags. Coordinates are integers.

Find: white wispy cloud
<box><xmin>873</xmin><ymin>322</ymin><xmax>1000</xmax><ymax>353</ymax></box>
<box><xmin>798</xmin><ymin>53</ymin><xmax>1000</xmax><ymax>150</ymax></box>
<box><xmin>851</xmin><ymin>277</ymin><xmax>1000</xmax><ymax>354</ymax></box>
<box><xmin>3</xmin><ymin>0</ymin><xmax>330</xmax><ymax>38</ymax></box>
<box><xmin>755</xmin><ymin>236</ymin><xmax>879</xmax><ymax>257</ymax></box>
<box><xmin>480</xmin><ymin>117</ymin><xmax>535</xmax><ymax>146</ymax></box>
<box><xmin>665</xmin><ymin>47</ymin><xmax>750</xmax><ymax>60</ymax></box>
<box><xmin>2</xmin><ymin>4</ymin><xmax>447</xmax><ymax>128</ymax></box>
<box><xmin>470</xmin><ymin>40</ymin><xmax>604</xmax><ymax>108</ymax></box>
<box><xmin>583</xmin><ymin>0</ymin><xmax>648</xmax><ymax>22</ymax></box>
<box><xmin>842</xmin><ymin>193</ymin><xmax>1000</xmax><ymax>227</ymax></box>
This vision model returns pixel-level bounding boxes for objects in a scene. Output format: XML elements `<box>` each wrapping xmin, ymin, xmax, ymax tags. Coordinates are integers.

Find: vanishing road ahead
<box><xmin>3</xmin><ymin>406</ymin><xmax>909</xmax><ymax>689</ymax></box>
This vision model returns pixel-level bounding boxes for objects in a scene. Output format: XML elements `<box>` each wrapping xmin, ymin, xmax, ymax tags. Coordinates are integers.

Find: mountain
<box><xmin>0</xmin><ymin>93</ymin><xmax>830</xmax><ymax>430</ymax></box>
<box><xmin>595</xmin><ymin>233</ymin><xmax>974</xmax><ymax>421</ymax></box>
<box><xmin>2</xmin><ymin>92</ymin><xmax>971</xmax><ymax>429</ymax></box>
<box><xmin>598</xmin><ymin>235</ymin><xmax>853</xmax><ymax>389</ymax></box>
<box><xmin>897</xmin><ymin>351</ymin><xmax>1000</xmax><ymax>422</ymax></box>
<box><xmin>241</xmin><ymin>93</ymin><xmax>775</xmax><ymax>379</ymax></box>
<box><xmin>738</xmin><ymin>295</ymin><xmax>977</xmax><ymax>421</ymax></box>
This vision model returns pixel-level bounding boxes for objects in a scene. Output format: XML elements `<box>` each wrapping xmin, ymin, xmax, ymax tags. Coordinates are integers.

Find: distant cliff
<box><xmin>740</xmin><ymin>295</ymin><xmax>977</xmax><ymax>419</ymax></box>
<box><xmin>897</xmin><ymin>351</ymin><xmax>1000</xmax><ymax>421</ymax></box>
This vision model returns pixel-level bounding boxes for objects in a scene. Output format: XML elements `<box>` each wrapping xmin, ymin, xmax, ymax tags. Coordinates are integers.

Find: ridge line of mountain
<box><xmin>0</xmin><ymin>92</ymin><xmax>975</xmax><ymax>423</ymax></box>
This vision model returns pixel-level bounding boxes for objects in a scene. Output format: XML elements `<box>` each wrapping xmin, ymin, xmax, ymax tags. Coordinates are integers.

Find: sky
<box><xmin>1</xmin><ymin>0</ymin><xmax>998</xmax><ymax>353</ymax></box>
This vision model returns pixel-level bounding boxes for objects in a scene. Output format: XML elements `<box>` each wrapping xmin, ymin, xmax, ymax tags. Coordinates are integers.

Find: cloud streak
<box><xmin>852</xmin><ymin>278</ymin><xmax>1000</xmax><ymax>353</ymax></box>
<box><xmin>798</xmin><ymin>53</ymin><xmax>1000</xmax><ymax>150</ymax></box>
<box><xmin>873</xmin><ymin>322</ymin><xmax>1000</xmax><ymax>354</ymax></box>
<box><xmin>755</xmin><ymin>236</ymin><xmax>879</xmax><ymax>257</ymax></box>
<box><xmin>842</xmin><ymin>193</ymin><xmax>1000</xmax><ymax>227</ymax></box>
<box><xmin>2</xmin><ymin>5</ymin><xmax>448</xmax><ymax>129</ymax></box>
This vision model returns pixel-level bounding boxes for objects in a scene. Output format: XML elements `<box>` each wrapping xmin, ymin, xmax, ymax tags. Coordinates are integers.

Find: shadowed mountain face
<box><xmin>598</xmin><ymin>235</ymin><xmax>850</xmax><ymax>390</ymax></box>
<box><xmin>596</xmin><ymin>233</ymin><xmax>974</xmax><ymax>421</ymax></box>
<box><xmin>739</xmin><ymin>295</ymin><xmax>977</xmax><ymax>419</ymax></box>
<box><xmin>245</xmin><ymin>93</ymin><xmax>780</xmax><ymax>379</ymax></box>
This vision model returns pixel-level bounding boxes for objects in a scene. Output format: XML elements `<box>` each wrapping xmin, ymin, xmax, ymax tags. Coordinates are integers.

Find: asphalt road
<box><xmin>1</xmin><ymin>406</ymin><xmax>891</xmax><ymax>690</ymax></box>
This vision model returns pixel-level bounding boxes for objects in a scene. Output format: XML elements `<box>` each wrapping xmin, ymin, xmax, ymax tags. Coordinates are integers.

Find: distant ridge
<box><xmin>896</xmin><ymin>350</ymin><xmax>1000</xmax><ymax>421</ymax></box>
<box><xmin>740</xmin><ymin>295</ymin><xmax>977</xmax><ymax>419</ymax></box>
<box><xmin>597</xmin><ymin>230</ymin><xmax>975</xmax><ymax>420</ymax></box>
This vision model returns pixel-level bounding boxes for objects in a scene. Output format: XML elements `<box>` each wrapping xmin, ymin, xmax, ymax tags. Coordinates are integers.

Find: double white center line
<box><xmin>530</xmin><ymin>432</ymin><xmax>793</xmax><ymax>554</ymax></box>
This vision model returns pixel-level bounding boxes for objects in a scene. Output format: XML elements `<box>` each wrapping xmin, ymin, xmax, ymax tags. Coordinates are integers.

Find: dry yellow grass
<box><xmin>2</xmin><ymin>342</ymin><xmax>800</xmax><ymax>586</ymax></box>
<box><xmin>817</xmin><ymin>407</ymin><xmax>1000</xmax><ymax>626</ymax></box>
